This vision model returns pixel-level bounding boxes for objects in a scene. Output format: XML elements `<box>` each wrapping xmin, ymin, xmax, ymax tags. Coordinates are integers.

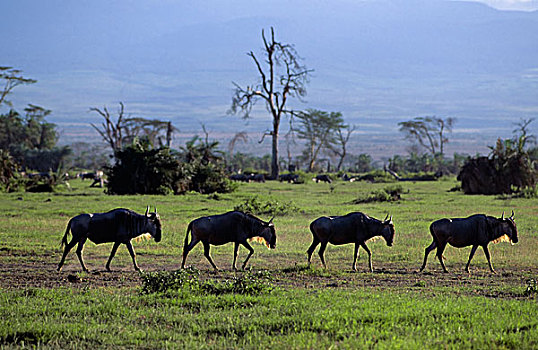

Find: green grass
<box><xmin>1</xmin><ymin>287</ymin><xmax>536</xmax><ymax>349</ymax></box>
<box><xmin>0</xmin><ymin>177</ymin><xmax>537</xmax><ymax>348</ymax></box>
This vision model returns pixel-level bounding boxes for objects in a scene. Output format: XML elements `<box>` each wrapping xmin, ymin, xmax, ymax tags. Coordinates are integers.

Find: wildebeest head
<box><xmin>261</xmin><ymin>217</ymin><xmax>277</xmax><ymax>249</ymax></box>
<box><xmin>380</xmin><ymin>214</ymin><xmax>395</xmax><ymax>247</ymax></box>
<box><xmin>497</xmin><ymin>210</ymin><xmax>518</xmax><ymax>244</ymax></box>
<box><xmin>145</xmin><ymin>206</ymin><xmax>162</xmax><ymax>242</ymax></box>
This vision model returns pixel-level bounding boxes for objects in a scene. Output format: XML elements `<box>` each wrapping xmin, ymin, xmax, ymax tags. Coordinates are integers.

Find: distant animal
<box><xmin>229</xmin><ymin>174</ymin><xmax>250</xmax><ymax>182</ymax></box>
<box><xmin>308</xmin><ymin>212</ymin><xmax>395</xmax><ymax>272</ymax></box>
<box><xmin>279</xmin><ymin>173</ymin><xmax>299</xmax><ymax>183</ymax></box>
<box><xmin>314</xmin><ymin>174</ymin><xmax>332</xmax><ymax>183</ymax></box>
<box><xmin>78</xmin><ymin>171</ymin><xmax>103</xmax><ymax>180</ymax></box>
<box><xmin>57</xmin><ymin>207</ymin><xmax>162</xmax><ymax>272</ymax></box>
<box><xmin>249</xmin><ymin>173</ymin><xmax>266</xmax><ymax>183</ymax></box>
<box><xmin>181</xmin><ymin>211</ymin><xmax>276</xmax><ymax>270</ymax></box>
<box><xmin>420</xmin><ymin>211</ymin><xmax>518</xmax><ymax>273</ymax></box>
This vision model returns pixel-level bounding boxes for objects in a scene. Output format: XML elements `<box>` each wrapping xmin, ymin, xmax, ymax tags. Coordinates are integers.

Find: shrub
<box><xmin>105</xmin><ymin>143</ymin><xmax>181</xmax><ymax>195</ymax></box>
<box><xmin>234</xmin><ymin>195</ymin><xmax>302</xmax><ymax>216</ymax></box>
<box><xmin>140</xmin><ymin>269</ymin><xmax>274</xmax><ymax>295</ymax></box>
<box><xmin>353</xmin><ymin>185</ymin><xmax>404</xmax><ymax>203</ymax></box>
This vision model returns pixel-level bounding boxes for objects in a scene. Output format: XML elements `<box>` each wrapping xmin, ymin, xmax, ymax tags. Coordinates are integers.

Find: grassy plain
<box><xmin>0</xmin><ymin>177</ymin><xmax>536</xmax><ymax>348</ymax></box>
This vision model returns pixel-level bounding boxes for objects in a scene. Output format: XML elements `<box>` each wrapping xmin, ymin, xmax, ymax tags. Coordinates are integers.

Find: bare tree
<box><xmin>229</xmin><ymin>27</ymin><xmax>312</xmax><ymax>179</ymax></box>
<box><xmin>228</xmin><ymin>131</ymin><xmax>249</xmax><ymax>156</ymax></box>
<box><xmin>398</xmin><ymin>116</ymin><xmax>455</xmax><ymax>157</ymax></box>
<box><xmin>90</xmin><ymin>102</ymin><xmax>125</xmax><ymax>154</ymax></box>
<box><xmin>0</xmin><ymin>67</ymin><xmax>37</xmax><ymax>108</ymax></box>
<box><xmin>91</xmin><ymin>102</ymin><xmax>177</xmax><ymax>154</ymax></box>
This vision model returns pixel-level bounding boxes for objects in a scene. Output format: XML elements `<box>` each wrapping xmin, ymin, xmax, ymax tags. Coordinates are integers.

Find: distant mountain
<box><xmin>1</xmin><ymin>0</ymin><xmax>537</xmax><ymax>154</ymax></box>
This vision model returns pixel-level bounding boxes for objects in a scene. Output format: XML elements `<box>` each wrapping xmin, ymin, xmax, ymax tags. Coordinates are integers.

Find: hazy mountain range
<box><xmin>1</xmin><ymin>0</ymin><xmax>537</xmax><ymax>157</ymax></box>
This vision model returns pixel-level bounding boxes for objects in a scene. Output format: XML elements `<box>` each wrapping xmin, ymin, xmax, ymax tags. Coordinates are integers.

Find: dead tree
<box><xmin>229</xmin><ymin>27</ymin><xmax>312</xmax><ymax>179</ymax></box>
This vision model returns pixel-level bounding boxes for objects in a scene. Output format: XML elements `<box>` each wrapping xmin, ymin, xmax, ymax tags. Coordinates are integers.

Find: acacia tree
<box><xmin>295</xmin><ymin>109</ymin><xmax>345</xmax><ymax>172</ymax></box>
<box><xmin>229</xmin><ymin>27</ymin><xmax>311</xmax><ymax>179</ymax></box>
<box><xmin>398</xmin><ymin>116</ymin><xmax>455</xmax><ymax>157</ymax></box>
<box><xmin>329</xmin><ymin>123</ymin><xmax>356</xmax><ymax>171</ymax></box>
<box><xmin>0</xmin><ymin>67</ymin><xmax>36</xmax><ymax>108</ymax></box>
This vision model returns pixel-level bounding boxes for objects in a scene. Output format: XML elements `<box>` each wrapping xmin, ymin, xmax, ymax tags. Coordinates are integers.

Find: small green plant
<box><xmin>140</xmin><ymin>268</ymin><xmax>274</xmax><ymax>296</ymax></box>
<box><xmin>524</xmin><ymin>278</ymin><xmax>537</xmax><ymax>296</ymax></box>
<box><xmin>353</xmin><ymin>185</ymin><xmax>404</xmax><ymax>203</ymax></box>
<box><xmin>140</xmin><ymin>268</ymin><xmax>200</xmax><ymax>294</ymax></box>
<box><xmin>202</xmin><ymin>270</ymin><xmax>275</xmax><ymax>295</ymax></box>
<box><xmin>234</xmin><ymin>195</ymin><xmax>302</xmax><ymax>216</ymax></box>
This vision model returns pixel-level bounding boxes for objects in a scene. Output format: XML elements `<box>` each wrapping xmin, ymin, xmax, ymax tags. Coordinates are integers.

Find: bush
<box><xmin>353</xmin><ymin>185</ymin><xmax>404</xmax><ymax>203</ymax></box>
<box><xmin>178</xmin><ymin>160</ymin><xmax>237</xmax><ymax>194</ymax></box>
<box><xmin>105</xmin><ymin>141</ymin><xmax>236</xmax><ymax>195</ymax></box>
<box><xmin>105</xmin><ymin>143</ymin><xmax>181</xmax><ymax>195</ymax></box>
<box><xmin>140</xmin><ymin>269</ymin><xmax>274</xmax><ymax>295</ymax></box>
<box><xmin>234</xmin><ymin>195</ymin><xmax>302</xmax><ymax>216</ymax></box>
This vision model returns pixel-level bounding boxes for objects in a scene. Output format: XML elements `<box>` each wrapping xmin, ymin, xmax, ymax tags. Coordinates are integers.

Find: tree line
<box><xmin>1</xmin><ymin>27</ymin><xmax>536</xmax><ymax>195</ymax></box>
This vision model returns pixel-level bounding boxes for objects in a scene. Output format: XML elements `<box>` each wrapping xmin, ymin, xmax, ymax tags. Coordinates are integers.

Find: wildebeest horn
<box><xmin>145</xmin><ymin>206</ymin><xmax>150</xmax><ymax>216</ymax></box>
<box><xmin>510</xmin><ymin>210</ymin><xmax>514</xmax><ymax>219</ymax></box>
<box><xmin>154</xmin><ymin>206</ymin><xmax>157</xmax><ymax>214</ymax></box>
<box><xmin>268</xmin><ymin>216</ymin><xmax>274</xmax><ymax>224</ymax></box>
<box><xmin>384</xmin><ymin>214</ymin><xmax>389</xmax><ymax>222</ymax></box>
<box><xmin>501</xmin><ymin>211</ymin><xmax>505</xmax><ymax>220</ymax></box>
<box><xmin>389</xmin><ymin>215</ymin><xmax>393</xmax><ymax>223</ymax></box>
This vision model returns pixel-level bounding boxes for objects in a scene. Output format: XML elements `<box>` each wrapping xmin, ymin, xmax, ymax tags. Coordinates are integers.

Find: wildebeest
<box><xmin>57</xmin><ymin>207</ymin><xmax>162</xmax><ymax>272</ymax></box>
<box><xmin>229</xmin><ymin>173</ymin><xmax>250</xmax><ymax>182</ymax></box>
<box><xmin>77</xmin><ymin>171</ymin><xmax>103</xmax><ymax>180</ymax></box>
<box><xmin>419</xmin><ymin>211</ymin><xmax>518</xmax><ymax>273</ymax></box>
<box><xmin>181</xmin><ymin>211</ymin><xmax>276</xmax><ymax>270</ymax></box>
<box><xmin>308</xmin><ymin>212</ymin><xmax>395</xmax><ymax>272</ymax></box>
<box><xmin>279</xmin><ymin>173</ymin><xmax>299</xmax><ymax>183</ymax></box>
<box><xmin>249</xmin><ymin>173</ymin><xmax>266</xmax><ymax>183</ymax></box>
<box><xmin>314</xmin><ymin>174</ymin><xmax>332</xmax><ymax>183</ymax></box>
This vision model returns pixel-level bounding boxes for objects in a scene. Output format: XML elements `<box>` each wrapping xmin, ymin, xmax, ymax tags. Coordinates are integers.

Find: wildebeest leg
<box><xmin>436</xmin><ymin>243</ymin><xmax>448</xmax><ymax>273</ymax></box>
<box><xmin>352</xmin><ymin>243</ymin><xmax>360</xmax><ymax>271</ymax></box>
<box><xmin>203</xmin><ymin>242</ymin><xmax>219</xmax><ymax>270</ymax></box>
<box><xmin>232</xmin><ymin>242</ymin><xmax>240</xmax><ymax>270</ymax></box>
<box><xmin>318</xmin><ymin>242</ymin><xmax>328</xmax><ymax>268</ymax></box>
<box><xmin>482</xmin><ymin>245</ymin><xmax>496</xmax><ymax>273</ymax></box>
<box><xmin>306</xmin><ymin>237</ymin><xmax>320</xmax><ymax>265</ymax></box>
<box><xmin>419</xmin><ymin>241</ymin><xmax>437</xmax><ymax>272</ymax></box>
<box><xmin>465</xmin><ymin>245</ymin><xmax>478</xmax><ymax>273</ymax></box>
<box><xmin>57</xmin><ymin>238</ymin><xmax>78</xmax><ymax>271</ymax></box>
<box><xmin>125</xmin><ymin>241</ymin><xmax>141</xmax><ymax>271</ymax></box>
<box><xmin>241</xmin><ymin>241</ymin><xmax>255</xmax><ymax>270</ymax></box>
<box><xmin>76</xmin><ymin>237</ymin><xmax>89</xmax><ymax>272</ymax></box>
<box><xmin>360</xmin><ymin>242</ymin><xmax>373</xmax><ymax>272</ymax></box>
<box><xmin>105</xmin><ymin>242</ymin><xmax>121</xmax><ymax>271</ymax></box>
<box><xmin>181</xmin><ymin>238</ymin><xmax>200</xmax><ymax>268</ymax></box>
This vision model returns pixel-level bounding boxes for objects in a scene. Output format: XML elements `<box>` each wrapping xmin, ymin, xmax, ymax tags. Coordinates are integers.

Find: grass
<box><xmin>0</xmin><ymin>177</ymin><xmax>537</xmax><ymax>348</ymax></box>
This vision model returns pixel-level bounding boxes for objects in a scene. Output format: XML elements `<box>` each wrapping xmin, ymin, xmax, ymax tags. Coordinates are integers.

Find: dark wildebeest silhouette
<box><xmin>229</xmin><ymin>174</ymin><xmax>250</xmax><ymax>182</ymax></box>
<box><xmin>308</xmin><ymin>212</ymin><xmax>395</xmax><ymax>272</ymax></box>
<box><xmin>249</xmin><ymin>173</ymin><xmax>266</xmax><ymax>182</ymax></box>
<box><xmin>420</xmin><ymin>211</ymin><xmax>518</xmax><ymax>273</ymax></box>
<box><xmin>279</xmin><ymin>173</ymin><xmax>299</xmax><ymax>183</ymax></box>
<box><xmin>314</xmin><ymin>174</ymin><xmax>332</xmax><ymax>183</ymax></box>
<box><xmin>57</xmin><ymin>207</ymin><xmax>162</xmax><ymax>272</ymax></box>
<box><xmin>181</xmin><ymin>211</ymin><xmax>276</xmax><ymax>270</ymax></box>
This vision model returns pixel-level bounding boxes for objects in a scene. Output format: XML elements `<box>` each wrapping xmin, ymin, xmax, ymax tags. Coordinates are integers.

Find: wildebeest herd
<box><xmin>57</xmin><ymin>207</ymin><xmax>519</xmax><ymax>274</ymax></box>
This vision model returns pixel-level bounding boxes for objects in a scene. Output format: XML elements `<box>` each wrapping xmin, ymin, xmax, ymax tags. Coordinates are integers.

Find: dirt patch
<box><xmin>0</xmin><ymin>252</ymin><xmax>536</xmax><ymax>299</ymax></box>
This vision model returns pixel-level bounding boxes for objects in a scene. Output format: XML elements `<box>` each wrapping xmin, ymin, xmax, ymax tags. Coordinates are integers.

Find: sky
<box><xmin>472</xmin><ymin>0</ymin><xmax>538</xmax><ymax>10</ymax></box>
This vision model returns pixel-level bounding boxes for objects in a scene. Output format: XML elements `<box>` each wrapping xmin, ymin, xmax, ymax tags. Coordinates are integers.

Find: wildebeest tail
<box><xmin>184</xmin><ymin>221</ymin><xmax>193</xmax><ymax>251</ymax></box>
<box><xmin>60</xmin><ymin>218</ymin><xmax>73</xmax><ymax>248</ymax></box>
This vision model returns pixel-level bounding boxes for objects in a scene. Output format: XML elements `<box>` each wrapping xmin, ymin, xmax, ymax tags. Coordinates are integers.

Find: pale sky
<box><xmin>469</xmin><ymin>0</ymin><xmax>538</xmax><ymax>10</ymax></box>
